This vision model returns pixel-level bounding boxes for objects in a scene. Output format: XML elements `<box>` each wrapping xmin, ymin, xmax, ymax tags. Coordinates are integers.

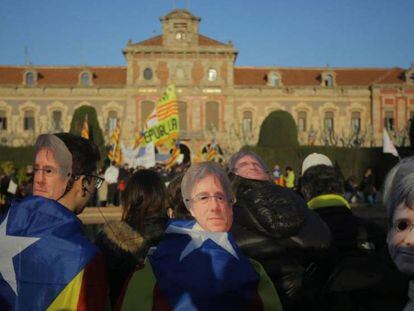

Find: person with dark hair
<box><xmin>118</xmin><ymin>162</ymin><xmax>282</xmax><ymax>310</ymax></box>
<box><xmin>358</xmin><ymin>167</ymin><xmax>376</xmax><ymax>204</ymax></box>
<box><xmin>227</xmin><ymin>150</ymin><xmax>330</xmax><ymax>311</ymax></box>
<box><xmin>166</xmin><ymin>172</ymin><xmax>193</xmax><ymax>220</ymax></box>
<box><xmin>95</xmin><ymin>169</ymin><xmax>168</xmax><ymax>308</ymax></box>
<box><xmin>300</xmin><ymin>154</ymin><xmax>407</xmax><ymax>310</ymax></box>
<box><xmin>0</xmin><ymin>133</ymin><xmax>108</xmax><ymax>310</ymax></box>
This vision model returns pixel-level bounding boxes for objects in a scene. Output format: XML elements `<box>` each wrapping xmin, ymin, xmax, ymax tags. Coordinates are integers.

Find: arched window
<box><xmin>324</xmin><ymin>111</ymin><xmax>334</xmax><ymax>131</ymax></box>
<box><xmin>268</xmin><ymin>72</ymin><xmax>280</xmax><ymax>87</ymax></box>
<box><xmin>324</xmin><ymin>74</ymin><xmax>334</xmax><ymax>87</ymax></box>
<box><xmin>143</xmin><ymin>68</ymin><xmax>153</xmax><ymax>80</ymax></box>
<box><xmin>0</xmin><ymin>110</ymin><xmax>7</xmax><ymax>130</ymax></box>
<box><xmin>351</xmin><ymin>111</ymin><xmax>361</xmax><ymax>132</ymax></box>
<box><xmin>24</xmin><ymin>110</ymin><xmax>35</xmax><ymax>131</ymax></box>
<box><xmin>141</xmin><ymin>101</ymin><xmax>155</xmax><ymax>130</ymax></box>
<box><xmin>205</xmin><ymin>102</ymin><xmax>219</xmax><ymax>131</ymax></box>
<box><xmin>25</xmin><ymin>71</ymin><xmax>35</xmax><ymax>86</ymax></box>
<box><xmin>107</xmin><ymin>111</ymin><xmax>118</xmax><ymax>133</ymax></box>
<box><xmin>80</xmin><ymin>72</ymin><xmax>91</xmax><ymax>86</ymax></box>
<box><xmin>52</xmin><ymin>110</ymin><xmax>62</xmax><ymax>131</ymax></box>
<box><xmin>242</xmin><ymin>111</ymin><xmax>253</xmax><ymax>133</ymax></box>
<box><xmin>384</xmin><ymin>111</ymin><xmax>395</xmax><ymax>131</ymax></box>
<box><xmin>298</xmin><ymin>111</ymin><xmax>307</xmax><ymax>132</ymax></box>
<box><xmin>178</xmin><ymin>101</ymin><xmax>187</xmax><ymax>130</ymax></box>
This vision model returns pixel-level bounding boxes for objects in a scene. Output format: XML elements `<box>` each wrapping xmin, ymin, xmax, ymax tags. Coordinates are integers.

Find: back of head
<box><xmin>383</xmin><ymin>157</ymin><xmax>414</xmax><ymax>223</ymax></box>
<box><xmin>182</xmin><ymin>162</ymin><xmax>234</xmax><ymax>210</ymax></box>
<box><xmin>301</xmin><ymin>153</ymin><xmax>333</xmax><ymax>175</ymax></box>
<box><xmin>167</xmin><ymin>173</ymin><xmax>192</xmax><ymax>219</ymax></box>
<box><xmin>53</xmin><ymin>132</ymin><xmax>100</xmax><ymax>176</ymax></box>
<box><xmin>122</xmin><ymin>169</ymin><xmax>167</xmax><ymax>232</ymax></box>
<box><xmin>300</xmin><ymin>164</ymin><xmax>344</xmax><ymax>202</ymax></box>
<box><xmin>227</xmin><ymin>150</ymin><xmax>269</xmax><ymax>174</ymax></box>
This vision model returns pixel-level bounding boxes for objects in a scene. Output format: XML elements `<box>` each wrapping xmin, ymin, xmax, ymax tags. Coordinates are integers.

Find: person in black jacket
<box><xmin>227</xmin><ymin>150</ymin><xmax>331</xmax><ymax>311</ymax></box>
<box><xmin>95</xmin><ymin>169</ymin><xmax>168</xmax><ymax>308</ymax></box>
<box><xmin>300</xmin><ymin>154</ymin><xmax>408</xmax><ymax>310</ymax></box>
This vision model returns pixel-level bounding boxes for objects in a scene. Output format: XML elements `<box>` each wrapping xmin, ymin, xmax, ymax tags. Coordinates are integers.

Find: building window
<box><xmin>351</xmin><ymin>111</ymin><xmax>361</xmax><ymax>132</ymax></box>
<box><xmin>52</xmin><ymin>110</ymin><xmax>62</xmax><ymax>131</ymax></box>
<box><xmin>80</xmin><ymin>72</ymin><xmax>91</xmax><ymax>86</ymax></box>
<box><xmin>107</xmin><ymin>111</ymin><xmax>118</xmax><ymax>133</ymax></box>
<box><xmin>324</xmin><ymin>74</ymin><xmax>334</xmax><ymax>87</ymax></box>
<box><xmin>268</xmin><ymin>72</ymin><xmax>280</xmax><ymax>87</ymax></box>
<box><xmin>207</xmin><ymin>69</ymin><xmax>217</xmax><ymax>82</ymax></box>
<box><xmin>178</xmin><ymin>101</ymin><xmax>187</xmax><ymax>130</ymax></box>
<box><xmin>176</xmin><ymin>67</ymin><xmax>186</xmax><ymax>81</ymax></box>
<box><xmin>205</xmin><ymin>102</ymin><xmax>219</xmax><ymax>131</ymax></box>
<box><xmin>175</xmin><ymin>31</ymin><xmax>186</xmax><ymax>40</ymax></box>
<box><xmin>0</xmin><ymin>110</ymin><xmax>7</xmax><ymax>130</ymax></box>
<box><xmin>143</xmin><ymin>68</ymin><xmax>153</xmax><ymax>80</ymax></box>
<box><xmin>25</xmin><ymin>71</ymin><xmax>36</xmax><ymax>86</ymax></box>
<box><xmin>384</xmin><ymin>111</ymin><xmax>395</xmax><ymax>131</ymax></box>
<box><xmin>141</xmin><ymin>101</ymin><xmax>155</xmax><ymax>130</ymax></box>
<box><xmin>24</xmin><ymin>110</ymin><xmax>35</xmax><ymax>131</ymax></box>
<box><xmin>324</xmin><ymin>111</ymin><xmax>334</xmax><ymax>131</ymax></box>
<box><xmin>298</xmin><ymin>111</ymin><xmax>307</xmax><ymax>132</ymax></box>
<box><xmin>242</xmin><ymin>111</ymin><xmax>253</xmax><ymax>133</ymax></box>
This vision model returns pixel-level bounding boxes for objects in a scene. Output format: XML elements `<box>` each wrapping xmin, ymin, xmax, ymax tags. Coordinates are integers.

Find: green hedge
<box><xmin>0</xmin><ymin>146</ymin><xmax>35</xmax><ymax>169</ymax></box>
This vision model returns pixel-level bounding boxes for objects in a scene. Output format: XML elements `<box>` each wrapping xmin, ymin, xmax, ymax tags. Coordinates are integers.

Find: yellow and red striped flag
<box><xmin>108</xmin><ymin>120</ymin><xmax>122</xmax><ymax>165</ymax></box>
<box><xmin>81</xmin><ymin>115</ymin><xmax>89</xmax><ymax>139</ymax></box>
<box><xmin>206</xmin><ymin>145</ymin><xmax>218</xmax><ymax>161</ymax></box>
<box><xmin>140</xmin><ymin>84</ymin><xmax>179</xmax><ymax>148</ymax></box>
<box><xmin>165</xmin><ymin>145</ymin><xmax>181</xmax><ymax>170</ymax></box>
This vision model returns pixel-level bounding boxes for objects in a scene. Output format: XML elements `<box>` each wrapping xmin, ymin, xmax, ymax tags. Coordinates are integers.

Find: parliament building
<box><xmin>1</xmin><ymin>9</ymin><xmax>414</xmax><ymax>158</ymax></box>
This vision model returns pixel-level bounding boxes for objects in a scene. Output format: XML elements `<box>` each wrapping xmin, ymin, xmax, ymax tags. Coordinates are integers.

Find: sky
<box><xmin>1</xmin><ymin>0</ymin><xmax>413</xmax><ymax>68</ymax></box>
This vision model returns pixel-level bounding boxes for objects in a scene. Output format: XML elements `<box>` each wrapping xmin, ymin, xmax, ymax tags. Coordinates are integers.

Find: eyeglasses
<box><xmin>392</xmin><ymin>219</ymin><xmax>414</xmax><ymax>232</ymax></box>
<box><xmin>185</xmin><ymin>194</ymin><xmax>232</xmax><ymax>205</ymax></box>
<box><xmin>83</xmin><ymin>174</ymin><xmax>105</xmax><ymax>189</ymax></box>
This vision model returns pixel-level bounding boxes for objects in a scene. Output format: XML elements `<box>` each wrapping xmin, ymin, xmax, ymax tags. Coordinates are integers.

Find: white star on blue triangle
<box><xmin>0</xmin><ymin>212</ymin><xmax>40</xmax><ymax>295</ymax></box>
<box><xmin>166</xmin><ymin>224</ymin><xmax>239</xmax><ymax>261</ymax></box>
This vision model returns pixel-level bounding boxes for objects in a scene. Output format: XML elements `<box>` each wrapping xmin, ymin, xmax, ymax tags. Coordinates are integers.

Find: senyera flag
<box><xmin>0</xmin><ymin>196</ymin><xmax>107</xmax><ymax>310</ymax></box>
<box><xmin>117</xmin><ymin>219</ymin><xmax>282</xmax><ymax>311</ymax></box>
<box><xmin>141</xmin><ymin>84</ymin><xmax>179</xmax><ymax>148</ymax></box>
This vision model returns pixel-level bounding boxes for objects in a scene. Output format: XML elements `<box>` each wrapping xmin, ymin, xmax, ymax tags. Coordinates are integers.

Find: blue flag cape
<box><xmin>148</xmin><ymin>219</ymin><xmax>260</xmax><ymax>311</ymax></box>
<box><xmin>0</xmin><ymin>196</ymin><xmax>97</xmax><ymax>311</ymax></box>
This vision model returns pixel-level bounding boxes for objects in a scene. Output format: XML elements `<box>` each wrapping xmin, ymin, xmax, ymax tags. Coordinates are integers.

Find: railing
<box><xmin>77</xmin><ymin>206</ymin><xmax>122</xmax><ymax>224</ymax></box>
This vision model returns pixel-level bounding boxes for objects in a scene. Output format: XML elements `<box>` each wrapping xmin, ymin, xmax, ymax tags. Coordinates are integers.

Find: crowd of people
<box><xmin>0</xmin><ymin>132</ymin><xmax>413</xmax><ymax>310</ymax></box>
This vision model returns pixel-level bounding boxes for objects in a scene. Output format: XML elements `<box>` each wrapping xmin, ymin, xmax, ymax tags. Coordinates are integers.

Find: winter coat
<box><xmin>230</xmin><ymin>176</ymin><xmax>331</xmax><ymax>311</ymax></box>
<box><xmin>95</xmin><ymin>215</ymin><xmax>167</xmax><ymax>308</ymax></box>
<box><xmin>307</xmin><ymin>194</ymin><xmax>408</xmax><ymax>311</ymax></box>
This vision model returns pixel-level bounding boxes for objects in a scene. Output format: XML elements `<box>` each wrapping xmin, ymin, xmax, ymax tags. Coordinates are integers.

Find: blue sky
<box><xmin>1</xmin><ymin>0</ymin><xmax>413</xmax><ymax>68</ymax></box>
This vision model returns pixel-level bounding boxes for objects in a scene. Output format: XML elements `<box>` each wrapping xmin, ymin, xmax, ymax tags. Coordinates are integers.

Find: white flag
<box><xmin>383</xmin><ymin>129</ymin><xmax>399</xmax><ymax>157</ymax></box>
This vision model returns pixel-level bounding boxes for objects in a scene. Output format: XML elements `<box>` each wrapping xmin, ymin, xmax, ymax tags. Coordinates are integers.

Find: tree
<box><xmin>69</xmin><ymin>105</ymin><xmax>105</xmax><ymax>160</ymax></box>
<box><xmin>258</xmin><ymin>110</ymin><xmax>299</xmax><ymax>148</ymax></box>
<box><xmin>410</xmin><ymin>116</ymin><xmax>414</xmax><ymax>149</ymax></box>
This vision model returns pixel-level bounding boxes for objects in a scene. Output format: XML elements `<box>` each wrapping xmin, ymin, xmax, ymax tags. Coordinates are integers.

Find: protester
<box><xmin>300</xmin><ymin>153</ymin><xmax>405</xmax><ymax>310</ymax></box>
<box><xmin>105</xmin><ymin>162</ymin><xmax>120</xmax><ymax>206</ymax></box>
<box><xmin>0</xmin><ymin>133</ymin><xmax>108</xmax><ymax>310</ymax></box>
<box><xmin>227</xmin><ymin>150</ymin><xmax>330</xmax><ymax>311</ymax></box>
<box><xmin>284</xmin><ymin>166</ymin><xmax>295</xmax><ymax>189</ymax></box>
<box><xmin>166</xmin><ymin>172</ymin><xmax>193</xmax><ymax>220</ymax></box>
<box><xmin>95</xmin><ymin>169</ymin><xmax>168</xmax><ymax>308</ymax></box>
<box><xmin>118</xmin><ymin>162</ymin><xmax>282</xmax><ymax>310</ymax></box>
<box><xmin>358</xmin><ymin>167</ymin><xmax>376</xmax><ymax>204</ymax></box>
<box><xmin>383</xmin><ymin>157</ymin><xmax>414</xmax><ymax>309</ymax></box>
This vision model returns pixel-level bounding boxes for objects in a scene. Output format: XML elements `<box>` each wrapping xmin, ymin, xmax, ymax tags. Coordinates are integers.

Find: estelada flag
<box><xmin>80</xmin><ymin>114</ymin><xmax>89</xmax><ymax>139</ymax></box>
<box><xmin>141</xmin><ymin>84</ymin><xmax>179</xmax><ymax>148</ymax></box>
<box><xmin>108</xmin><ymin>121</ymin><xmax>123</xmax><ymax>165</ymax></box>
<box><xmin>117</xmin><ymin>219</ymin><xmax>282</xmax><ymax>311</ymax></box>
<box><xmin>0</xmin><ymin>196</ymin><xmax>108</xmax><ymax>310</ymax></box>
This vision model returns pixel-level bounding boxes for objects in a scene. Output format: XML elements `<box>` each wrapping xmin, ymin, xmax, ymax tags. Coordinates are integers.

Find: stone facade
<box><xmin>1</xmin><ymin>9</ymin><xmax>414</xmax><ymax>158</ymax></box>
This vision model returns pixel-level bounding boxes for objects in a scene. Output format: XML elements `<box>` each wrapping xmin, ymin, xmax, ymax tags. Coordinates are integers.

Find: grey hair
<box><xmin>227</xmin><ymin>150</ymin><xmax>270</xmax><ymax>175</ymax></box>
<box><xmin>383</xmin><ymin>157</ymin><xmax>414</xmax><ymax>224</ymax></box>
<box><xmin>34</xmin><ymin>134</ymin><xmax>72</xmax><ymax>178</ymax></box>
<box><xmin>181</xmin><ymin>162</ymin><xmax>234</xmax><ymax>210</ymax></box>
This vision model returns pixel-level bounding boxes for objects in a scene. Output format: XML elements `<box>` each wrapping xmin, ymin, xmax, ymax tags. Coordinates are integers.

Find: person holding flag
<box><xmin>117</xmin><ymin>162</ymin><xmax>282</xmax><ymax>310</ymax></box>
<box><xmin>0</xmin><ymin>133</ymin><xmax>108</xmax><ymax>310</ymax></box>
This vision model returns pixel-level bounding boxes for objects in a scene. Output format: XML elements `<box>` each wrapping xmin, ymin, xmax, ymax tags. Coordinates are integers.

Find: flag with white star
<box><xmin>118</xmin><ymin>219</ymin><xmax>282</xmax><ymax>311</ymax></box>
<box><xmin>0</xmin><ymin>196</ymin><xmax>107</xmax><ymax>310</ymax></box>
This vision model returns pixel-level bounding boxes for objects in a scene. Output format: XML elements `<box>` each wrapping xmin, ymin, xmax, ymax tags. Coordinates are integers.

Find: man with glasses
<box><xmin>118</xmin><ymin>162</ymin><xmax>282</xmax><ymax>310</ymax></box>
<box><xmin>0</xmin><ymin>133</ymin><xmax>108</xmax><ymax>310</ymax></box>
